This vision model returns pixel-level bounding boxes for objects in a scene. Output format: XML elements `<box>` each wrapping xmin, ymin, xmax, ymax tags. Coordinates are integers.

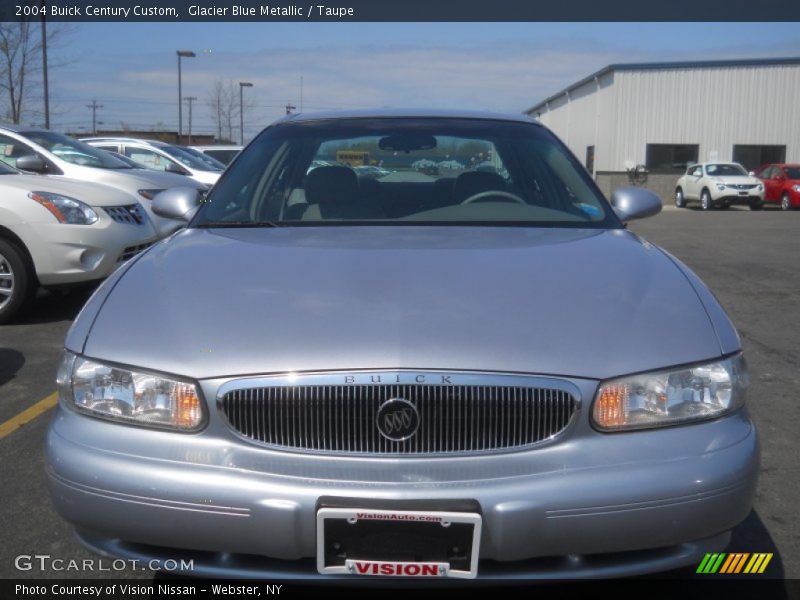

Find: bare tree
<box><xmin>0</xmin><ymin>19</ymin><xmax>70</xmax><ymax>124</ymax></box>
<box><xmin>206</xmin><ymin>78</ymin><xmax>254</xmax><ymax>143</ymax></box>
<box><xmin>0</xmin><ymin>21</ymin><xmax>39</xmax><ymax>123</ymax></box>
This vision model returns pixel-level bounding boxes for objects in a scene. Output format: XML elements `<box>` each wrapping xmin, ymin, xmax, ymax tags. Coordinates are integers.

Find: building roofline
<box><xmin>524</xmin><ymin>56</ymin><xmax>800</xmax><ymax>115</ymax></box>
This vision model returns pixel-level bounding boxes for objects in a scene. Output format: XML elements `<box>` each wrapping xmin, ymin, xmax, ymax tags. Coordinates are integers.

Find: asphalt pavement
<box><xmin>0</xmin><ymin>206</ymin><xmax>797</xmax><ymax>582</ymax></box>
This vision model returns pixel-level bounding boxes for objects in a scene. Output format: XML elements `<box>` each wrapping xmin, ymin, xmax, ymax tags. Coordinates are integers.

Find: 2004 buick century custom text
<box><xmin>46</xmin><ymin>110</ymin><xmax>759</xmax><ymax>580</ymax></box>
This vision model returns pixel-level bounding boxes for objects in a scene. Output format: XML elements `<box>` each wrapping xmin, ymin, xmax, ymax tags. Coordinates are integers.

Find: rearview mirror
<box><xmin>152</xmin><ymin>187</ymin><xmax>202</xmax><ymax>222</ymax></box>
<box><xmin>610</xmin><ymin>186</ymin><xmax>662</xmax><ymax>223</ymax></box>
<box><xmin>379</xmin><ymin>134</ymin><xmax>437</xmax><ymax>153</ymax></box>
<box><xmin>15</xmin><ymin>154</ymin><xmax>47</xmax><ymax>173</ymax></box>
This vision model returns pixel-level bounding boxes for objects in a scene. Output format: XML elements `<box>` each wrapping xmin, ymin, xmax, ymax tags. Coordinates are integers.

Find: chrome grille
<box><xmin>117</xmin><ymin>241</ymin><xmax>153</xmax><ymax>263</ymax></box>
<box><xmin>219</xmin><ymin>377</ymin><xmax>578</xmax><ymax>455</ymax></box>
<box><xmin>105</xmin><ymin>204</ymin><xmax>146</xmax><ymax>225</ymax></box>
<box><xmin>726</xmin><ymin>184</ymin><xmax>757</xmax><ymax>190</ymax></box>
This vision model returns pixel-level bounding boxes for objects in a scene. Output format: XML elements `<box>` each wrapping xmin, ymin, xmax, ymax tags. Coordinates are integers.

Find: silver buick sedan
<box><xmin>47</xmin><ymin>110</ymin><xmax>758</xmax><ymax>580</ymax></box>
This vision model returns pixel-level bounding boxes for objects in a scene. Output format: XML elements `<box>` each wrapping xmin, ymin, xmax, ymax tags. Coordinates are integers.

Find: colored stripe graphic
<box><xmin>697</xmin><ymin>552</ymin><xmax>773</xmax><ymax>574</ymax></box>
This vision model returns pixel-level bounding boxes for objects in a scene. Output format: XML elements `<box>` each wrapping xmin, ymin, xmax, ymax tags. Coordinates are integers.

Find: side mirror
<box><xmin>748</xmin><ymin>171</ymin><xmax>755</xmax><ymax>177</ymax></box>
<box><xmin>610</xmin><ymin>186</ymin><xmax>662</xmax><ymax>223</ymax></box>
<box><xmin>15</xmin><ymin>154</ymin><xmax>47</xmax><ymax>173</ymax></box>
<box><xmin>152</xmin><ymin>187</ymin><xmax>202</xmax><ymax>222</ymax></box>
<box><xmin>166</xmin><ymin>162</ymin><xmax>190</xmax><ymax>176</ymax></box>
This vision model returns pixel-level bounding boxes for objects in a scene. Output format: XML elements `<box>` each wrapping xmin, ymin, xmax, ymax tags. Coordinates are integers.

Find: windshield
<box><xmin>0</xmin><ymin>160</ymin><xmax>18</xmax><ymax>175</ymax></box>
<box><xmin>784</xmin><ymin>167</ymin><xmax>800</xmax><ymax>179</ymax></box>
<box><xmin>21</xmin><ymin>131</ymin><xmax>131</xmax><ymax>169</ymax></box>
<box><xmin>180</xmin><ymin>146</ymin><xmax>227</xmax><ymax>170</ymax></box>
<box><xmin>705</xmin><ymin>163</ymin><xmax>747</xmax><ymax>177</ymax></box>
<box><xmin>203</xmin><ymin>148</ymin><xmax>240</xmax><ymax>165</ymax></box>
<box><xmin>193</xmin><ymin>118</ymin><xmax>617</xmax><ymax>228</ymax></box>
<box><xmin>163</xmin><ymin>145</ymin><xmax>223</xmax><ymax>172</ymax></box>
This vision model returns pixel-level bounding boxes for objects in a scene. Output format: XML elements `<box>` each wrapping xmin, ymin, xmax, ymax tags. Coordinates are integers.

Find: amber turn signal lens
<box><xmin>594</xmin><ymin>384</ymin><xmax>628</xmax><ymax>428</ymax></box>
<box><xmin>175</xmin><ymin>384</ymin><xmax>202</xmax><ymax>429</ymax></box>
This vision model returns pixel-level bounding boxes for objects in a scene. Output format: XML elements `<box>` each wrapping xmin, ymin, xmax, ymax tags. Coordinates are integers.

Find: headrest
<box><xmin>305</xmin><ymin>166</ymin><xmax>359</xmax><ymax>205</ymax></box>
<box><xmin>453</xmin><ymin>171</ymin><xmax>507</xmax><ymax>202</ymax></box>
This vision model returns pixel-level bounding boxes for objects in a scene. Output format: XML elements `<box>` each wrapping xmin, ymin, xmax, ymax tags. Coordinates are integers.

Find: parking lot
<box><xmin>0</xmin><ymin>205</ymin><xmax>798</xmax><ymax>581</ymax></box>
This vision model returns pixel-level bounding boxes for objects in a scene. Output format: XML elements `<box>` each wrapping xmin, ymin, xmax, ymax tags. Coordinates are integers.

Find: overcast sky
<box><xmin>43</xmin><ymin>22</ymin><xmax>800</xmax><ymax>140</ymax></box>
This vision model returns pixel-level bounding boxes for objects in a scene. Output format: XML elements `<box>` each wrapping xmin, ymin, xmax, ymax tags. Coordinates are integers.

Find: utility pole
<box><xmin>300</xmin><ymin>75</ymin><xmax>303</xmax><ymax>112</ymax></box>
<box><xmin>285</xmin><ymin>102</ymin><xmax>296</xmax><ymax>115</ymax></box>
<box><xmin>176</xmin><ymin>50</ymin><xmax>196</xmax><ymax>144</ymax></box>
<box><xmin>41</xmin><ymin>0</ymin><xmax>50</xmax><ymax>128</ymax></box>
<box><xmin>238</xmin><ymin>82</ymin><xmax>253</xmax><ymax>145</ymax></box>
<box><xmin>183</xmin><ymin>96</ymin><xmax>197</xmax><ymax>144</ymax></box>
<box><xmin>86</xmin><ymin>100</ymin><xmax>103</xmax><ymax>135</ymax></box>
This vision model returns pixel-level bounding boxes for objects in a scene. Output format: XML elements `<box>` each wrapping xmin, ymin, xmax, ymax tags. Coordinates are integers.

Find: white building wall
<box><xmin>611</xmin><ymin>64</ymin><xmax>800</xmax><ymax>169</ymax></box>
<box><xmin>533</xmin><ymin>63</ymin><xmax>800</xmax><ymax>172</ymax></box>
<box><xmin>535</xmin><ymin>71</ymin><xmax>616</xmax><ymax>173</ymax></box>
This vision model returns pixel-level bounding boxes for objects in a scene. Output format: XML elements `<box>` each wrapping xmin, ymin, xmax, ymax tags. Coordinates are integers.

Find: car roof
<box><xmin>276</xmin><ymin>108</ymin><xmax>540</xmax><ymax>125</ymax></box>
<box><xmin>82</xmin><ymin>137</ymin><xmax>170</xmax><ymax>147</ymax></box>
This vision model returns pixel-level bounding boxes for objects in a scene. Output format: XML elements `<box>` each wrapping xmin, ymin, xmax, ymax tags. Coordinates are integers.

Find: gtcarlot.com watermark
<box><xmin>15</xmin><ymin>554</ymin><xmax>194</xmax><ymax>573</ymax></box>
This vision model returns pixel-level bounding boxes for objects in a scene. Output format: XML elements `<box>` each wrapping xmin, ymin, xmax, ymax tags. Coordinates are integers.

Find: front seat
<box><xmin>452</xmin><ymin>171</ymin><xmax>508</xmax><ymax>203</ymax></box>
<box><xmin>302</xmin><ymin>166</ymin><xmax>371</xmax><ymax>220</ymax></box>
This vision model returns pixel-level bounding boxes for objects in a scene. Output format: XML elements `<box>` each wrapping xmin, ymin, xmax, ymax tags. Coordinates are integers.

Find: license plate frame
<box><xmin>316</xmin><ymin>508</ymin><xmax>482</xmax><ymax>579</ymax></box>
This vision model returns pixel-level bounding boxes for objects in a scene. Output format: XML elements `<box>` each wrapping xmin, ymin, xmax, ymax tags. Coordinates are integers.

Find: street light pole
<box><xmin>41</xmin><ymin>0</ymin><xmax>50</xmax><ymax>128</ymax></box>
<box><xmin>238</xmin><ymin>82</ymin><xmax>253</xmax><ymax>145</ymax></box>
<box><xmin>176</xmin><ymin>50</ymin><xmax>196</xmax><ymax>144</ymax></box>
<box><xmin>184</xmin><ymin>96</ymin><xmax>197</xmax><ymax>144</ymax></box>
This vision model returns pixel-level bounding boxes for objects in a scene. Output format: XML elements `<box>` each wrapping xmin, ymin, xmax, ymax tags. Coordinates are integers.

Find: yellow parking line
<box><xmin>0</xmin><ymin>392</ymin><xmax>58</xmax><ymax>439</ymax></box>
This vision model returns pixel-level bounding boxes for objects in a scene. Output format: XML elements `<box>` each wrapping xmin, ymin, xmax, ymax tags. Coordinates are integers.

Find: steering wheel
<box><xmin>460</xmin><ymin>190</ymin><xmax>526</xmax><ymax>205</ymax></box>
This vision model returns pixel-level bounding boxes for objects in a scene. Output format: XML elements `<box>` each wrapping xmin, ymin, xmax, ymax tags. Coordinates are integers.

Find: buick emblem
<box><xmin>376</xmin><ymin>398</ymin><xmax>420</xmax><ymax>442</ymax></box>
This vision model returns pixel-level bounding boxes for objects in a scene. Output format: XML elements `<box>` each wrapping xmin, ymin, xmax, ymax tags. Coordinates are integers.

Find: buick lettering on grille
<box><xmin>218</xmin><ymin>372</ymin><xmax>579</xmax><ymax>455</ymax></box>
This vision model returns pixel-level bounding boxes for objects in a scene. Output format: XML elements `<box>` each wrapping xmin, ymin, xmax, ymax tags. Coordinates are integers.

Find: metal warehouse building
<box><xmin>525</xmin><ymin>57</ymin><xmax>800</xmax><ymax>201</ymax></box>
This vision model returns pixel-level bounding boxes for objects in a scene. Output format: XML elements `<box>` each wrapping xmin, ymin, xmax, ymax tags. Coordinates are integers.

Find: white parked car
<box><xmin>0</xmin><ymin>161</ymin><xmax>156</xmax><ymax>322</ymax></box>
<box><xmin>0</xmin><ymin>124</ymin><xmax>206</xmax><ymax>235</ymax></box>
<box><xmin>675</xmin><ymin>162</ymin><xmax>765</xmax><ymax>210</ymax></box>
<box><xmin>189</xmin><ymin>144</ymin><xmax>242</xmax><ymax>166</ymax></box>
<box><xmin>82</xmin><ymin>138</ymin><xmax>223</xmax><ymax>186</ymax></box>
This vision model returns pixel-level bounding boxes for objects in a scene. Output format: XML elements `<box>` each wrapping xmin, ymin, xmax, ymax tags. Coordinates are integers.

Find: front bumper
<box><xmin>19</xmin><ymin>216</ymin><xmax>156</xmax><ymax>286</ymax></box>
<box><xmin>46</xmin><ymin>394</ymin><xmax>759</xmax><ymax>579</ymax></box>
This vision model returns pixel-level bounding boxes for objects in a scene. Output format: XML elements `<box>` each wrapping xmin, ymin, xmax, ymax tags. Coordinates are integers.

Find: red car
<box><xmin>753</xmin><ymin>163</ymin><xmax>800</xmax><ymax>210</ymax></box>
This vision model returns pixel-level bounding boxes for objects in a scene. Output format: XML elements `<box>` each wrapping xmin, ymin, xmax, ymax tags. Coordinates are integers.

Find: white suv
<box><xmin>0</xmin><ymin>124</ymin><xmax>207</xmax><ymax>235</ymax></box>
<box><xmin>0</xmin><ymin>161</ymin><xmax>156</xmax><ymax>322</ymax></box>
<box><xmin>83</xmin><ymin>138</ymin><xmax>223</xmax><ymax>186</ymax></box>
<box><xmin>675</xmin><ymin>162</ymin><xmax>765</xmax><ymax>210</ymax></box>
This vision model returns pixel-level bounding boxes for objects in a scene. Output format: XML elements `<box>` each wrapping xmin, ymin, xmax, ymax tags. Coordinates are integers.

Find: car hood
<box><xmin>189</xmin><ymin>170</ymin><xmax>221</xmax><ymax>186</ymax></box>
<box><xmin>61</xmin><ymin>164</ymin><xmax>205</xmax><ymax>191</ymax></box>
<box><xmin>0</xmin><ymin>173</ymin><xmax>138</xmax><ymax>207</ymax></box>
<box><xmin>81</xmin><ymin>226</ymin><xmax>727</xmax><ymax>381</ymax></box>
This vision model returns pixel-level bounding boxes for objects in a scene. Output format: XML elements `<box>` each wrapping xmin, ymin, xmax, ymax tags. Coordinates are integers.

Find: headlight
<box><xmin>29</xmin><ymin>192</ymin><xmax>98</xmax><ymax>224</ymax></box>
<box><xmin>57</xmin><ymin>351</ymin><xmax>204</xmax><ymax>431</ymax></box>
<box><xmin>793</xmin><ymin>185</ymin><xmax>800</xmax><ymax>193</ymax></box>
<box><xmin>138</xmin><ymin>189</ymin><xmax>164</xmax><ymax>200</ymax></box>
<box><xmin>592</xmin><ymin>354</ymin><xmax>748</xmax><ymax>432</ymax></box>
<box><xmin>716</xmin><ymin>184</ymin><xmax>726</xmax><ymax>191</ymax></box>
<box><xmin>757</xmin><ymin>184</ymin><xmax>764</xmax><ymax>192</ymax></box>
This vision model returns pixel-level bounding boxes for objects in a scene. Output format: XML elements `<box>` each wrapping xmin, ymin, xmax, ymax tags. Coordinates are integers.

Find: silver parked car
<box><xmin>0</xmin><ymin>125</ymin><xmax>208</xmax><ymax>235</ymax></box>
<box><xmin>47</xmin><ymin>110</ymin><xmax>758</xmax><ymax>580</ymax></box>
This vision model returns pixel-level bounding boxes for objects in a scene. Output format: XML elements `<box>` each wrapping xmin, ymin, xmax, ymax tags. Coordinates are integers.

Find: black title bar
<box><xmin>1</xmin><ymin>0</ymin><xmax>799</xmax><ymax>22</ymax></box>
